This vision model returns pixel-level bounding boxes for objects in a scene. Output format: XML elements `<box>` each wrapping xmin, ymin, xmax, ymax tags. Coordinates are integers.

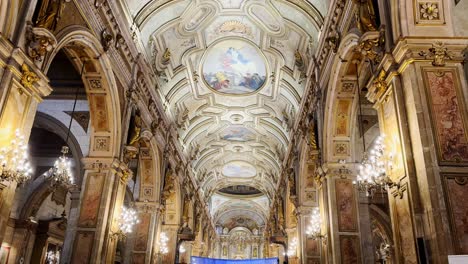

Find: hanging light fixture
<box><xmin>351</xmin><ymin>61</ymin><xmax>396</xmax><ymax>197</ymax></box>
<box><xmin>306</xmin><ymin>207</ymin><xmax>326</xmax><ymax>241</ymax></box>
<box><xmin>353</xmin><ymin>135</ymin><xmax>395</xmax><ymax>197</ymax></box>
<box><xmin>286</xmin><ymin>237</ymin><xmax>298</xmax><ymax>256</ymax></box>
<box><xmin>159</xmin><ymin>232</ymin><xmax>169</xmax><ymax>254</ymax></box>
<box><xmin>43</xmin><ymin>59</ymin><xmax>87</xmax><ymax>188</ymax></box>
<box><xmin>0</xmin><ymin>129</ymin><xmax>33</xmax><ymax>185</ymax></box>
<box><xmin>112</xmin><ymin>205</ymin><xmax>140</xmax><ymax>241</ymax></box>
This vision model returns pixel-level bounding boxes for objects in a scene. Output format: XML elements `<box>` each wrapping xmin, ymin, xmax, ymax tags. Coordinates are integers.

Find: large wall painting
<box><xmin>335</xmin><ymin>179</ymin><xmax>357</xmax><ymax>232</ymax></box>
<box><xmin>203</xmin><ymin>39</ymin><xmax>267</xmax><ymax>95</ymax></box>
<box><xmin>222</xmin><ymin>161</ymin><xmax>257</xmax><ymax>178</ymax></box>
<box><xmin>392</xmin><ymin>189</ymin><xmax>418</xmax><ymax>263</ymax></box>
<box><xmin>134</xmin><ymin>213</ymin><xmax>151</xmax><ymax>252</ymax></box>
<box><xmin>71</xmin><ymin>232</ymin><xmax>94</xmax><ymax>263</ymax></box>
<box><xmin>423</xmin><ymin>68</ymin><xmax>468</xmax><ymax>164</ymax></box>
<box><xmin>339</xmin><ymin>235</ymin><xmax>361</xmax><ymax>264</ymax></box>
<box><xmin>78</xmin><ymin>173</ymin><xmax>105</xmax><ymax>227</ymax></box>
<box><xmin>443</xmin><ymin>174</ymin><xmax>468</xmax><ymax>253</ymax></box>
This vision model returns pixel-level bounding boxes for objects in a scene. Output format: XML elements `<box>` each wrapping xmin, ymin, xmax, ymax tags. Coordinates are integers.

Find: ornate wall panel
<box><xmin>78</xmin><ymin>173</ymin><xmax>105</xmax><ymax>227</ymax></box>
<box><xmin>335</xmin><ymin>179</ymin><xmax>358</xmax><ymax>232</ymax></box>
<box><xmin>423</xmin><ymin>67</ymin><xmax>468</xmax><ymax>164</ymax></box>
<box><xmin>443</xmin><ymin>174</ymin><xmax>468</xmax><ymax>254</ymax></box>
<box><xmin>339</xmin><ymin>235</ymin><xmax>361</xmax><ymax>264</ymax></box>
<box><xmin>71</xmin><ymin>231</ymin><xmax>94</xmax><ymax>263</ymax></box>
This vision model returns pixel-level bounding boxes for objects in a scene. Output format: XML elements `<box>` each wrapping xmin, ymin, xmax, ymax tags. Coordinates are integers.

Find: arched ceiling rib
<box><xmin>121</xmin><ymin>0</ymin><xmax>327</xmax><ymax>230</ymax></box>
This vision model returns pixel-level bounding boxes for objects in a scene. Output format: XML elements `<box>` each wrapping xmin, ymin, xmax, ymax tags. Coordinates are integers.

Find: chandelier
<box><xmin>306</xmin><ymin>207</ymin><xmax>326</xmax><ymax>241</ymax></box>
<box><xmin>113</xmin><ymin>205</ymin><xmax>140</xmax><ymax>241</ymax></box>
<box><xmin>0</xmin><ymin>129</ymin><xmax>33</xmax><ymax>185</ymax></box>
<box><xmin>353</xmin><ymin>135</ymin><xmax>394</xmax><ymax>197</ymax></box>
<box><xmin>159</xmin><ymin>232</ymin><xmax>169</xmax><ymax>254</ymax></box>
<box><xmin>286</xmin><ymin>237</ymin><xmax>298</xmax><ymax>256</ymax></box>
<box><xmin>43</xmin><ymin>146</ymin><xmax>74</xmax><ymax>188</ymax></box>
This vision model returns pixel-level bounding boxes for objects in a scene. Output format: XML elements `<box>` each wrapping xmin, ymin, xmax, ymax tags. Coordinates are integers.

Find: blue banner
<box><xmin>191</xmin><ymin>257</ymin><xmax>278</xmax><ymax>264</ymax></box>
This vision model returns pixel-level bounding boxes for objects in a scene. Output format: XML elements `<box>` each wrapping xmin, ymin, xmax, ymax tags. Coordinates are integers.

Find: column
<box><xmin>67</xmin><ymin>158</ymin><xmax>129</xmax><ymax>264</ymax></box>
<box><xmin>325</xmin><ymin>163</ymin><xmax>363</xmax><ymax>264</ymax></box>
<box><xmin>366</xmin><ymin>37</ymin><xmax>468</xmax><ymax>263</ymax></box>
<box><xmin>131</xmin><ymin>202</ymin><xmax>159</xmax><ymax>264</ymax></box>
<box><xmin>0</xmin><ymin>55</ymin><xmax>51</xmax><ymax>244</ymax></box>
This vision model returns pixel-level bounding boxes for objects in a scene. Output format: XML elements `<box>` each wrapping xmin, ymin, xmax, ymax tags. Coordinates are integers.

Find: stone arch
<box><xmin>323</xmin><ymin>32</ymin><xmax>362</xmax><ymax>162</ymax></box>
<box><xmin>41</xmin><ymin>28</ymin><xmax>122</xmax><ymax>158</ymax></box>
<box><xmin>16</xmin><ymin>112</ymin><xmax>84</xmax><ymax>221</ymax></box>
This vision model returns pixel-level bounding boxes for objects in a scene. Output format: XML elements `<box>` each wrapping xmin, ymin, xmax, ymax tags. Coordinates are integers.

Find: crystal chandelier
<box><xmin>46</xmin><ymin>250</ymin><xmax>60</xmax><ymax>264</ymax></box>
<box><xmin>43</xmin><ymin>146</ymin><xmax>74</xmax><ymax>188</ymax></box>
<box><xmin>0</xmin><ymin>129</ymin><xmax>33</xmax><ymax>185</ymax></box>
<box><xmin>353</xmin><ymin>135</ymin><xmax>394</xmax><ymax>197</ymax></box>
<box><xmin>306</xmin><ymin>207</ymin><xmax>326</xmax><ymax>241</ymax></box>
<box><xmin>159</xmin><ymin>232</ymin><xmax>169</xmax><ymax>254</ymax></box>
<box><xmin>286</xmin><ymin>237</ymin><xmax>298</xmax><ymax>256</ymax></box>
<box><xmin>113</xmin><ymin>205</ymin><xmax>140</xmax><ymax>241</ymax></box>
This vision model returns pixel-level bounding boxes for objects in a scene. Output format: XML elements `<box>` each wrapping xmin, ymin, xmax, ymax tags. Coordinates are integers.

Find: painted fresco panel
<box><xmin>203</xmin><ymin>39</ymin><xmax>267</xmax><ymax>95</ymax></box>
<box><xmin>334</xmin><ymin>99</ymin><xmax>352</xmax><ymax>137</ymax></box>
<box><xmin>133</xmin><ymin>253</ymin><xmax>146</xmax><ymax>264</ymax></box>
<box><xmin>424</xmin><ymin>68</ymin><xmax>468</xmax><ymax>163</ymax></box>
<box><xmin>71</xmin><ymin>232</ymin><xmax>94</xmax><ymax>263</ymax></box>
<box><xmin>335</xmin><ymin>179</ymin><xmax>358</xmax><ymax>232</ymax></box>
<box><xmin>78</xmin><ymin>173</ymin><xmax>105</xmax><ymax>227</ymax></box>
<box><xmin>305</xmin><ymin>237</ymin><xmax>319</xmax><ymax>256</ymax></box>
<box><xmin>89</xmin><ymin>94</ymin><xmax>109</xmax><ymax>132</ymax></box>
<box><xmin>134</xmin><ymin>213</ymin><xmax>151</xmax><ymax>251</ymax></box>
<box><xmin>444</xmin><ymin>175</ymin><xmax>468</xmax><ymax>253</ymax></box>
<box><xmin>339</xmin><ymin>235</ymin><xmax>361</xmax><ymax>264</ymax></box>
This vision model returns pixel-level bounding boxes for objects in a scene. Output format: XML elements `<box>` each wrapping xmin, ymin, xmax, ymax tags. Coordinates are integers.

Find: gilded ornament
<box><xmin>352</xmin><ymin>0</ymin><xmax>378</xmax><ymax>33</ymax></box>
<box><xmin>162</xmin><ymin>48</ymin><xmax>171</xmax><ymax>65</ymax></box>
<box><xmin>20</xmin><ymin>64</ymin><xmax>40</xmax><ymax>93</ymax></box>
<box><xmin>419</xmin><ymin>41</ymin><xmax>453</xmax><ymax>66</ymax></box>
<box><xmin>372</xmin><ymin>69</ymin><xmax>387</xmax><ymax>94</ymax></box>
<box><xmin>128</xmin><ymin>110</ymin><xmax>142</xmax><ymax>147</ymax></box>
<box><xmin>35</xmin><ymin>0</ymin><xmax>68</xmax><ymax>31</ymax></box>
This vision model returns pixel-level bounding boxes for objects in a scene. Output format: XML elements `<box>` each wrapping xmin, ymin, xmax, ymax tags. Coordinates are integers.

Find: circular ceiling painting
<box><xmin>203</xmin><ymin>39</ymin><xmax>267</xmax><ymax>95</ymax></box>
<box><xmin>222</xmin><ymin>161</ymin><xmax>256</xmax><ymax>178</ymax></box>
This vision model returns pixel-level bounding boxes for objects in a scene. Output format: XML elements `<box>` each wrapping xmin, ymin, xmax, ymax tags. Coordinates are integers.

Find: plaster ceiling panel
<box><xmin>270</xmin><ymin>27</ymin><xmax>303</xmax><ymax>70</ymax></box>
<box><xmin>218</xmin><ymin>0</ymin><xmax>245</xmax><ymax>9</ymax></box>
<box><xmin>161</xmin><ymin>28</ymin><xmax>196</xmax><ymax>68</ymax></box>
<box><xmin>204</xmin><ymin>17</ymin><xmax>261</xmax><ymax>46</ymax></box>
<box><xmin>139</xmin><ymin>1</ymin><xmax>189</xmax><ymax>45</ymax></box>
<box><xmin>247</xmin><ymin>3</ymin><xmax>284</xmax><ymax>35</ymax></box>
<box><xmin>271</xmin><ymin>0</ymin><xmax>320</xmax><ymax>37</ymax></box>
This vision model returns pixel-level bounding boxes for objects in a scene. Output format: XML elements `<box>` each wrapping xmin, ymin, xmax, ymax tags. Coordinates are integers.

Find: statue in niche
<box><xmin>223</xmin><ymin>245</ymin><xmax>228</xmax><ymax>256</ymax></box>
<box><xmin>352</xmin><ymin>0</ymin><xmax>378</xmax><ymax>33</ymax></box>
<box><xmin>127</xmin><ymin>109</ymin><xmax>142</xmax><ymax>147</ymax></box>
<box><xmin>35</xmin><ymin>0</ymin><xmax>68</xmax><ymax>31</ymax></box>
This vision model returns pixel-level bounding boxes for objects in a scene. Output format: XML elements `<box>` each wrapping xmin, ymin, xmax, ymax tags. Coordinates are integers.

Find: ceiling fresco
<box><xmin>123</xmin><ymin>0</ymin><xmax>326</xmax><ymax>230</ymax></box>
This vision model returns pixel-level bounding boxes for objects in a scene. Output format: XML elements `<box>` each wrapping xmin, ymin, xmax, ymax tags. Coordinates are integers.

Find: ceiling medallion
<box><xmin>202</xmin><ymin>38</ymin><xmax>267</xmax><ymax>95</ymax></box>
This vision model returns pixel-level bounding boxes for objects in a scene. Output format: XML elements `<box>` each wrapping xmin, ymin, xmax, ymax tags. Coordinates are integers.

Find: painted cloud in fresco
<box><xmin>222</xmin><ymin>161</ymin><xmax>256</xmax><ymax>178</ymax></box>
<box><xmin>220</xmin><ymin>126</ymin><xmax>255</xmax><ymax>142</ymax></box>
<box><xmin>203</xmin><ymin>39</ymin><xmax>266</xmax><ymax>95</ymax></box>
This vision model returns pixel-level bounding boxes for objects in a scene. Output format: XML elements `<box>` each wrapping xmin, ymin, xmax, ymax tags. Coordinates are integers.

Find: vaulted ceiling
<box><xmin>121</xmin><ymin>0</ymin><xmax>327</xmax><ymax>231</ymax></box>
